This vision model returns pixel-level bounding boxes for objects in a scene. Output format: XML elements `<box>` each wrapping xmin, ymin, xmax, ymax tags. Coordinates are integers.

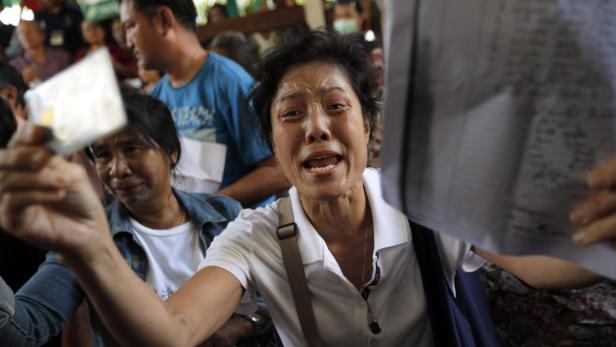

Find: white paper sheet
<box><xmin>173</xmin><ymin>136</ymin><xmax>227</xmax><ymax>194</ymax></box>
<box><xmin>381</xmin><ymin>0</ymin><xmax>616</xmax><ymax>278</ymax></box>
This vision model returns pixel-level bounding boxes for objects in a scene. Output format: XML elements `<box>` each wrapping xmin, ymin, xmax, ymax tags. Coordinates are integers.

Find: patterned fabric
<box><xmin>481</xmin><ymin>263</ymin><xmax>616</xmax><ymax>347</ymax></box>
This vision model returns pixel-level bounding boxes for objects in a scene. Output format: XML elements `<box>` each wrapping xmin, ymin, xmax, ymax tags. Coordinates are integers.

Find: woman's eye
<box><xmin>327</xmin><ymin>103</ymin><xmax>347</xmax><ymax>111</ymax></box>
<box><xmin>125</xmin><ymin>146</ymin><xmax>141</xmax><ymax>154</ymax></box>
<box><xmin>282</xmin><ymin>110</ymin><xmax>302</xmax><ymax>118</ymax></box>
<box><xmin>93</xmin><ymin>151</ymin><xmax>109</xmax><ymax>160</ymax></box>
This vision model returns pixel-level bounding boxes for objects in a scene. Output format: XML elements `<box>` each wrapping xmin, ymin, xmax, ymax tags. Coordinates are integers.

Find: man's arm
<box><xmin>474</xmin><ymin>247</ymin><xmax>602</xmax><ymax>289</ymax></box>
<box><xmin>216</xmin><ymin>156</ymin><xmax>289</xmax><ymax>207</ymax></box>
<box><xmin>0</xmin><ymin>254</ymin><xmax>85</xmax><ymax>347</ymax></box>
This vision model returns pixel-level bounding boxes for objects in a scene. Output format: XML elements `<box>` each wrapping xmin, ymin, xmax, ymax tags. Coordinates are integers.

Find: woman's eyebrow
<box><xmin>317</xmin><ymin>86</ymin><xmax>346</xmax><ymax>95</ymax></box>
<box><xmin>276</xmin><ymin>86</ymin><xmax>346</xmax><ymax>102</ymax></box>
<box><xmin>90</xmin><ymin>143</ymin><xmax>104</xmax><ymax>151</ymax></box>
<box><xmin>277</xmin><ymin>91</ymin><xmax>304</xmax><ymax>103</ymax></box>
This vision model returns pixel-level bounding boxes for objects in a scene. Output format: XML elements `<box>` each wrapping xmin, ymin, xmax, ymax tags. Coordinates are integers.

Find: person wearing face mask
<box><xmin>332</xmin><ymin>0</ymin><xmax>364</xmax><ymax>35</ymax></box>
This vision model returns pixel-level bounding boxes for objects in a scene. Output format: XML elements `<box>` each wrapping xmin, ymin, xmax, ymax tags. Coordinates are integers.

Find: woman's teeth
<box><xmin>308</xmin><ymin>163</ymin><xmax>336</xmax><ymax>172</ymax></box>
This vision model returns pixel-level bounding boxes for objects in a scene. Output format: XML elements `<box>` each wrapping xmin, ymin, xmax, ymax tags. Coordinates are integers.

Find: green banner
<box><xmin>79</xmin><ymin>0</ymin><xmax>119</xmax><ymax>22</ymax></box>
<box><xmin>2</xmin><ymin>0</ymin><xmax>20</xmax><ymax>6</ymax></box>
<box><xmin>226</xmin><ymin>0</ymin><xmax>239</xmax><ymax>18</ymax></box>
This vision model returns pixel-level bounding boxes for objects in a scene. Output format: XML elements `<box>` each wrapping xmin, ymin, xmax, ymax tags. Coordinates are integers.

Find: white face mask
<box><xmin>333</xmin><ymin>19</ymin><xmax>359</xmax><ymax>34</ymax></box>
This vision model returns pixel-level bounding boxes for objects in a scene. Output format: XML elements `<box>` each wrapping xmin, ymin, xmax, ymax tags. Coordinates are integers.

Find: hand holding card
<box><xmin>25</xmin><ymin>48</ymin><xmax>127</xmax><ymax>154</ymax></box>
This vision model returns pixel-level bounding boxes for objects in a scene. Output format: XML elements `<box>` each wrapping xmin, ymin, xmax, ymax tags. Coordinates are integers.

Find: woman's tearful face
<box><xmin>270</xmin><ymin>61</ymin><xmax>370</xmax><ymax>201</ymax></box>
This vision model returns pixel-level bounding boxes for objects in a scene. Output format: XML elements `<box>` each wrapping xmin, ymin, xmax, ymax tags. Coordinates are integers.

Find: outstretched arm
<box><xmin>67</xmin><ymin>251</ymin><xmax>243</xmax><ymax>347</ymax></box>
<box><xmin>0</xmin><ymin>125</ymin><xmax>243</xmax><ymax>346</ymax></box>
<box><xmin>474</xmin><ymin>247</ymin><xmax>602</xmax><ymax>289</ymax></box>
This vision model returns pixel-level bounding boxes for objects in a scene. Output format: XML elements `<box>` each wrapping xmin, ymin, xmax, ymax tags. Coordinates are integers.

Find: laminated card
<box><xmin>25</xmin><ymin>48</ymin><xmax>127</xmax><ymax>155</ymax></box>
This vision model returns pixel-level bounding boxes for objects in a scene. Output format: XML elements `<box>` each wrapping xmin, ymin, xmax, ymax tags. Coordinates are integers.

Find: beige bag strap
<box><xmin>276</xmin><ymin>197</ymin><xmax>322</xmax><ymax>347</ymax></box>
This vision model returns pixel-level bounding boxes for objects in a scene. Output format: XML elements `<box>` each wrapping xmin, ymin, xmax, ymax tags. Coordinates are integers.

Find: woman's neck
<box><xmin>299</xmin><ymin>181</ymin><xmax>368</xmax><ymax>240</ymax></box>
<box><xmin>89</xmin><ymin>43</ymin><xmax>105</xmax><ymax>51</ymax></box>
<box><xmin>126</xmin><ymin>191</ymin><xmax>185</xmax><ymax>230</ymax></box>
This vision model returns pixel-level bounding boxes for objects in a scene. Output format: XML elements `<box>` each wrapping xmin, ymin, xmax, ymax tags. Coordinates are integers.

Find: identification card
<box><xmin>25</xmin><ymin>48</ymin><xmax>127</xmax><ymax>154</ymax></box>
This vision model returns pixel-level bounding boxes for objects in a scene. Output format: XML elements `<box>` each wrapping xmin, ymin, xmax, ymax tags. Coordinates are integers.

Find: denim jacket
<box><xmin>0</xmin><ymin>190</ymin><xmax>241</xmax><ymax>347</ymax></box>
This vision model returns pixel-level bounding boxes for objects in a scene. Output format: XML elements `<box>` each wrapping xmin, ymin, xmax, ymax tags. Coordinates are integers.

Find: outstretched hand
<box><xmin>570</xmin><ymin>159</ymin><xmax>616</xmax><ymax>248</ymax></box>
<box><xmin>0</xmin><ymin>124</ymin><xmax>110</xmax><ymax>261</ymax></box>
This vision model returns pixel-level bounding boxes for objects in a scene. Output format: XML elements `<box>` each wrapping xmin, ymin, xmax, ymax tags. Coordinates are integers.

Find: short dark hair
<box><xmin>335</xmin><ymin>0</ymin><xmax>363</xmax><ymax>14</ymax></box>
<box><xmin>0</xmin><ymin>62</ymin><xmax>28</xmax><ymax>107</ymax></box>
<box><xmin>0</xmin><ymin>98</ymin><xmax>16</xmax><ymax>149</ymax></box>
<box><xmin>19</xmin><ymin>19</ymin><xmax>45</xmax><ymax>34</ymax></box>
<box><xmin>249</xmin><ymin>29</ymin><xmax>380</xmax><ymax>146</ymax></box>
<box><xmin>209</xmin><ymin>31</ymin><xmax>260</xmax><ymax>77</ymax></box>
<box><xmin>127</xmin><ymin>0</ymin><xmax>197</xmax><ymax>31</ymax></box>
<box><xmin>84</xmin><ymin>19</ymin><xmax>115</xmax><ymax>45</ymax></box>
<box><xmin>207</xmin><ymin>4</ymin><xmax>228</xmax><ymax>22</ymax></box>
<box><xmin>87</xmin><ymin>87</ymin><xmax>181</xmax><ymax>169</ymax></box>
<box><xmin>362</xmin><ymin>35</ymin><xmax>382</xmax><ymax>53</ymax></box>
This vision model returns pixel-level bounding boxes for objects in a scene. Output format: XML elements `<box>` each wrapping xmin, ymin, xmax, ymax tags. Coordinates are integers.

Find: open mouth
<box><xmin>302</xmin><ymin>154</ymin><xmax>342</xmax><ymax>173</ymax></box>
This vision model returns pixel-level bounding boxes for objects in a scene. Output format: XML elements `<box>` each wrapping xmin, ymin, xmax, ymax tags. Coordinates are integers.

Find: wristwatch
<box><xmin>239</xmin><ymin>313</ymin><xmax>266</xmax><ymax>334</ymax></box>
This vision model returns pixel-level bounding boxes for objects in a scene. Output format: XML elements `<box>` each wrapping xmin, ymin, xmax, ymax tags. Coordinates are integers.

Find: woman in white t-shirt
<box><xmin>0</xmin><ymin>31</ymin><xmax>614</xmax><ymax>346</ymax></box>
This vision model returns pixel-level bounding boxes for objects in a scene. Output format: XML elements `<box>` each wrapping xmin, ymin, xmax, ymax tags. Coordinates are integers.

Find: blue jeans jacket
<box><xmin>0</xmin><ymin>190</ymin><xmax>241</xmax><ymax>347</ymax></box>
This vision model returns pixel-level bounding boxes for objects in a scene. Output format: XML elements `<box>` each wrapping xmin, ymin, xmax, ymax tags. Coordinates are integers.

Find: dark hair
<box><xmin>209</xmin><ymin>31</ymin><xmax>261</xmax><ymax>77</ymax></box>
<box><xmin>362</xmin><ymin>35</ymin><xmax>382</xmax><ymax>53</ymax></box>
<box><xmin>0</xmin><ymin>62</ymin><xmax>28</xmax><ymax>107</ymax></box>
<box><xmin>249</xmin><ymin>29</ymin><xmax>380</xmax><ymax>145</ymax></box>
<box><xmin>335</xmin><ymin>0</ymin><xmax>363</xmax><ymax>14</ymax></box>
<box><xmin>207</xmin><ymin>4</ymin><xmax>228</xmax><ymax>22</ymax></box>
<box><xmin>19</xmin><ymin>19</ymin><xmax>46</xmax><ymax>34</ymax></box>
<box><xmin>0</xmin><ymin>98</ymin><xmax>16</xmax><ymax>149</ymax></box>
<box><xmin>126</xmin><ymin>0</ymin><xmax>197</xmax><ymax>31</ymax></box>
<box><xmin>84</xmin><ymin>19</ymin><xmax>115</xmax><ymax>45</ymax></box>
<box><xmin>87</xmin><ymin>87</ymin><xmax>181</xmax><ymax>169</ymax></box>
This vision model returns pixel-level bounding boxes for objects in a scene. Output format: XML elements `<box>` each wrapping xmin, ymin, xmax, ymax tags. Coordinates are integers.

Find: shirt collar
<box><xmin>108</xmin><ymin>189</ymin><xmax>228</xmax><ymax>237</ymax></box>
<box><xmin>363</xmin><ymin>168</ymin><xmax>409</xmax><ymax>251</ymax></box>
<box><xmin>287</xmin><ymin>168</ymin><xmax>409</xmax><ymax>265</ymax></box>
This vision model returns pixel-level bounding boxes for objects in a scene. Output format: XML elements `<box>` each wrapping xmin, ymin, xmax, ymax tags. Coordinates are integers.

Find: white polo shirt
<box><xmin>201</xmin><ymin>168</ymin><xmax>483</xmax><ymax>346</ymax></box>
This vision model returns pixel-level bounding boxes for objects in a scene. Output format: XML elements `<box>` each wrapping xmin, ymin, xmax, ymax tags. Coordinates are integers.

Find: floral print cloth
<box><xmin>481</xmin><ymin>263</ymin><xmax>616</xmax><ymax>347</ymax></box>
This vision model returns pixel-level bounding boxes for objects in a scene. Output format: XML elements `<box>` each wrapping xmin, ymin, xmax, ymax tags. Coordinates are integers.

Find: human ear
<box><xmin>0</xmin><ymin>86</ymin><xmax>17</xmax><ymax>105</ymax></box>
<box><xmin>170</xmin><ymin>152</ymin><xmax>178</xmax><ymax>166</ymax></box>
<box><xmin>154</xmin><ymin>7</ymin><xmax>175</xmax><ymax>35</ymax></box>
<box><xmin>363</xmin><ymin>118</ymin><xmax>371</xmax><ymax>144</ymax></box>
